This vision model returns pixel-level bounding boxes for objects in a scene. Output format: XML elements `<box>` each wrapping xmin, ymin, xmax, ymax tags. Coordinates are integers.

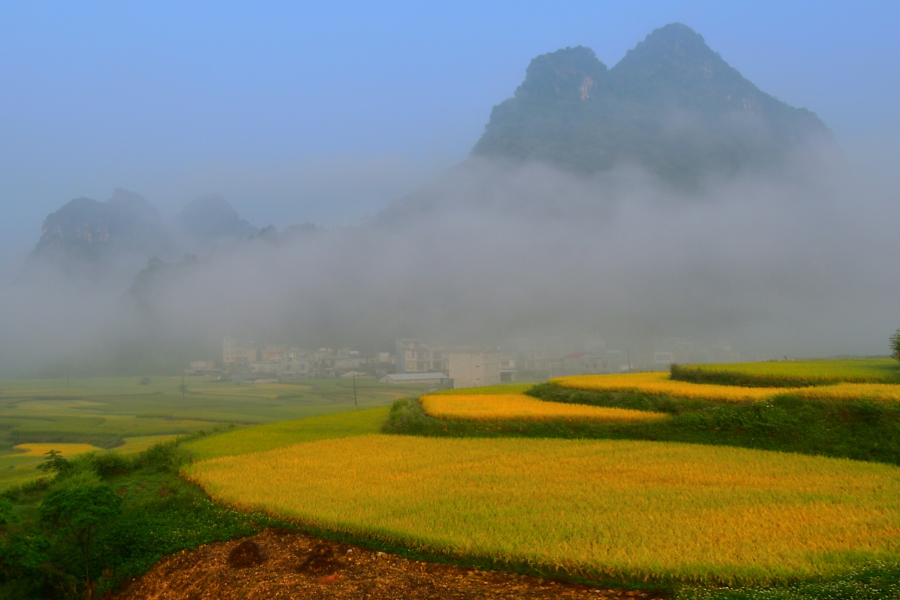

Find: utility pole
<box><xmin>182</xmin><ymin>372</ymin><xmax>186</xmax><ymax>402</ymax></box>
<box><xmin>352</xmin><ymin>373</ymin><xmax>358</xmax><ymax>409</ymax></box>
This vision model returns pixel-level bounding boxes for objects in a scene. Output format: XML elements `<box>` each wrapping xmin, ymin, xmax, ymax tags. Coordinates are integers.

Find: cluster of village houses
<box><xmin>185</xmin><ymin>337</ymin><xmax>740</xmax><ymax>390</ymax></box>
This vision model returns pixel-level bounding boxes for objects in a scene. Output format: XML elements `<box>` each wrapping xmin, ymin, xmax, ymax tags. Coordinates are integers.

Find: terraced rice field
<box><xmin>554</xmin><ymin>372</ymin><xmax>900</xmax><ymax>402</ymax></box>
<box><xmin>553</xmin><ymin>373</ymin><xmax>783</xmax><ymax>401</ymax></box>
<box><xmin>186</xmin><ymin>435</ymin><xmax>900</xmax><ymax>585</ymax></box>
<box><xmin>420</xmin><ymin>393</ymin><xmax>668</xmax><ymax>423</ymax></box>
<box><xmin>674</xmin><ymin>358</ymin><xmax>900</xmax><ymax>384</ymax></box>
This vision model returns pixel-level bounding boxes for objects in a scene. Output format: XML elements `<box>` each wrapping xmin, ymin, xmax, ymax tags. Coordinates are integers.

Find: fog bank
<box><xmin>2</xmin><ymin>148</ymin><xmax>899</xmax><ymax>375</ymax></box>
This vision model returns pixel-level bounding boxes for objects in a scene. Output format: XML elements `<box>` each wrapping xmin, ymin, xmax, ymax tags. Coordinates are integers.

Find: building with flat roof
<box><xmin>395</xmin><ymin>339</ymin><xmax>448</xmax><ymax>373</ymax></box>
<box><xmin>448</xmin><ymin>348</ymin><xmax>501</xmax><ymax>389</ymax></box>
<box><xmin>223</xmin><ymin>337</ymin><xmax>257</xmax><ymax>364</ymax></box>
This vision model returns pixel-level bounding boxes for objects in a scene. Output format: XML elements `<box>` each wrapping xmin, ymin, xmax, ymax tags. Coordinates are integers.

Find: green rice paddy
<box><xmin>0</xmin><ymin>376</ymin><xmax>424</xmax><ymax>490</ymax></box>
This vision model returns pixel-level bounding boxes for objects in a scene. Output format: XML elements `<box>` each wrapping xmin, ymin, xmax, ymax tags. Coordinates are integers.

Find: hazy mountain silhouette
<box><xmin>471</xmin><ymin>23</ymin><xmax>831</xmax><ymax>185</ymax></box>
<box><xmin>171</xmin><ymin>194</ymin><xmax>258</xmax><ymax>249</ymax></box>
<box><xmin>21</xmin><ymin>189</ymin><xmax>258</xmax><ymax>284</ymax></box>
<box><xmin>23</xmin><ymin>23</ymin><xmax>834</xmax><ymax>290</ymax></box>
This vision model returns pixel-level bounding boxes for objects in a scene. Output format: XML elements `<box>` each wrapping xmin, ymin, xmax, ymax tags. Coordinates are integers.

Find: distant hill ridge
<box><xmin>31</xmin><ymin>188</ymin><xmax>168</xmax><ymax>262</ymax></box>
<box><xmin>22</xmin><ymin>189</ymin><xmax>259</xmax><ymax>283</ymax></box>
<box><xmin>472</xmin><ymin>23</ymin><xmax>831</xmax><ymax>184</ymax></box>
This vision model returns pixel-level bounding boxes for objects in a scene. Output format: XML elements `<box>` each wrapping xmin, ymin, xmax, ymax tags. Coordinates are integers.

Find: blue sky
<box><xmin>1</xmin><ymin>1</ymin><xmax>898</xmax><ymax>261</ymax></box>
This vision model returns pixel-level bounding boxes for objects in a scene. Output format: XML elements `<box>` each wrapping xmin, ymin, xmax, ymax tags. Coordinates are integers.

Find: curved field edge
<box><xmin>671</xmin><ymin>359</ymin><xmax>900</xmax><ymax>387</ymax></box>
<box><xmin>387</xmin><ymin>391</ymin><xmax>900</xmax><ymax>466</ymax></box>
<box><xmin>181</xmin><ymin>405</ymin><xmax>391</xmax><ymax>461</ymax></box>
<box><xmin>419</xmin><ymin>393</ymin><xmax>669</xmax><ymax>423</ymax></box>
<box><xmin>183</xmin><ymin>435</ymin><xmax>900</xmax><ymax>588</ymax></box>
<box><xmin>551</xmin><ymin>372</ymin><xmax>900</xmax><ymax>402</ymax></box>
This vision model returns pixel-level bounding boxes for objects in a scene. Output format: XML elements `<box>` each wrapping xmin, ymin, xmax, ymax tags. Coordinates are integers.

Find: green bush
<box><xmin>132</xmin><ymin>441</ymin><xmax>190</xmax><ymax>473</ymax></box>
<box><xmin>87</xmin><ymin>452</ymin><xmax>132</xmax><ymax>477</ymax></box>
<box><xmin>40</xmin><ymin>469</ymin><xmax>123</xmax><ymax>594</ymax></box>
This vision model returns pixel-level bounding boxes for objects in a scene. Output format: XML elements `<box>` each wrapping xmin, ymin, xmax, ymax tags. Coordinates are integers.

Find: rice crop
<box><xmin>673</xmin><ymin>359</ymin><xmax>900</xmax><ymax>386</ymax></box>
<box><xmin>186</xmin><ymin>436</ymin><xmax>900</xmax><ymax>585</ymax></box>
<box><xmin>795</xmin><ymin>383</ymin><xmax>900</xmax><ymax>401</ymax></box>
<box><xmin>13</xmin><ymin>442</ymin><xmax>103</xmax><ymax>456</ymax></box>
<box><xmin>420</xmin><ymin>393</ymin><xmax>668</xmax><ymax>423</ymax></box>
<box><xmin>552</xmin><ymin>373</ymin><xmax>780</xmax><ymax>401</ymax></box>
<box><xmin>554</xmin><ymin>373</ymin><xmax>900</xmax><ymax>403</ymax></box>
<box><xmin>183</xmin><ymin>406</ymin><xmax>391</xmax><ymax>461</ymax></box>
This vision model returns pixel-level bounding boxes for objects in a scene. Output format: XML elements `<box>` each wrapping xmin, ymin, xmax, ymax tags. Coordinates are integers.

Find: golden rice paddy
<box><xmin>676</xmin><ymin>358</ymin><xmax>900</xmax><ymax>384</ymax></box>
<box><xmin>186</xmin><ymin>435</ymin><xmax>900</xmax><ymax>584</ymax></box>
<box><xmin>554</xmin><ymin>373</ymin><xmax>900</xmax><ymax>402</ymax></box>
<box><xmin>796</xmin><ymin>383</ymin><xmax>900</xmax><ymax>401</ymax></box>
<box><xmin>553</xmin><ymin>373</ymin><xmax>781</xmax><ymax>401</ymax></box>
<box><xmin>420</xmin><ymin>393</ymin><xmax>668</xmax><ymax>423</ymax></box>
<box><xmin>13</xmin><ymin>443</ymin><xmax>103</xmax><ymax>457</ymax></box>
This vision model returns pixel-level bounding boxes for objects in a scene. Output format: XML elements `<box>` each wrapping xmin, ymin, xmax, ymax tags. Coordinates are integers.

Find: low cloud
<box><xmin>2</xmin><ymin>143</ymin><xmax>899</xmax><ymax>375</ymax></box>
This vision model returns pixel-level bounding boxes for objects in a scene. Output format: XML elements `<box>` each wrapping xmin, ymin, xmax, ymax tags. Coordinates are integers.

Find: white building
<box><xmin>499</xmin><ymin>355</ymin><xmax>517</xmax><ymax>382</ymax></box>
<box><xmin>448</xmin><ymin>348</ymin><xmax>501</xmax><ymax>389</ymax></box>
<box><xmin>223</xmin><ymin>337</ymin><xmax>257</xmax><ymax>364</ymax></box>
<box><xmin>395</xmin><ymin>339</ymin><xmax>448</xmax><ymax>373</ymax></box>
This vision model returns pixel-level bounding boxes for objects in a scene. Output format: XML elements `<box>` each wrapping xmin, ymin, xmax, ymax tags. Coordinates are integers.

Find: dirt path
<box><xmin>109</xmin><ymin>528</ymin><xmax>668</xmax><ymax>599</ymax></box>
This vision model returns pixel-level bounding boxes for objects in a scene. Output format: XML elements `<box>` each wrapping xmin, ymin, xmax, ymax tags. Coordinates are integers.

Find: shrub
<box><xmin>40</xmin><ymin>469</ymin><xmax>123</xmax><ymax>594</ymax></box>
<box><xmin>87</xmin><ymin>452</ymin><xmax>133</xmax><ymax>477</ymax></box>
<box><xmin>132</xmin><ymin>441</ymin><xmax>190</xmax><ymax>473</ymax></box>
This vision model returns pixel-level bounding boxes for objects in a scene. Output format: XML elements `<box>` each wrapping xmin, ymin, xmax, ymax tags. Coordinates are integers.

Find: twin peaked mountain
<box><xmin>472</xmin><ymin>23</ymin><xmax>831</xmax><ymax>186</ymax></box>
<box><xmin>25</xmin><ymin>23</ymin><xmax>829</xmax><ymax>279</ymax></box>
<box><xmin>472</xmin><ymin>23</ymin><xmax>829</xmax><ymax>184</ymax></box>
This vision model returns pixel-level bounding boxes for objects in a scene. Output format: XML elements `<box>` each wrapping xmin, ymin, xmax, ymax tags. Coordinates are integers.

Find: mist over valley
<box><xmin>2</xmin><ymin>23</ymin><xmax>896</xmax><ymax>376</ymax></box>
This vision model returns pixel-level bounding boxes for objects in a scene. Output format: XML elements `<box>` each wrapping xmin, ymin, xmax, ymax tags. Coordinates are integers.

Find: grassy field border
<box><xmin>383</xmin><ymin>386</ymin><xmax>900</xmax><ymax>465</ymax></box>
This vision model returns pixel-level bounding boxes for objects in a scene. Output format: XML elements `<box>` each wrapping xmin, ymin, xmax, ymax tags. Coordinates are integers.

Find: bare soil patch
<box><xmin>108</xmin><ymin>528</ymin><xmax>667</xmax><ymax>600</ymax></box>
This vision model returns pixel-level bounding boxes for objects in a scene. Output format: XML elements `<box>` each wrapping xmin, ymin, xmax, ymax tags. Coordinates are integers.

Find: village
<box><xmin>183</xmin><ymin>336</ymin><xmax>742</xmax><ymax>389</ymax></box>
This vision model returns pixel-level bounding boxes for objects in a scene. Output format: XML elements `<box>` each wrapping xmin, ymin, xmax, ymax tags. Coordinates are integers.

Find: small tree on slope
<box><xmin>891</xmin><ymin>329</ymin><xmax>900</xmax><ymax>362</ymax></box>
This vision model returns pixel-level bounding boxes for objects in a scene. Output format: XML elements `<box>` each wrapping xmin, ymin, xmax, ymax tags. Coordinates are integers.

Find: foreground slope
<box><xmin>186</xmin><ymin>435</ymin><xmax>900</xmax><ymax>585</ymax></box>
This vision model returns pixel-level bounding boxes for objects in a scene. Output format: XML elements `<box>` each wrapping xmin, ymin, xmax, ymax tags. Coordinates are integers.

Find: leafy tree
<box><xmin>40</xmin><ymin>470</ymin><xmax>122</xmax><ymax>597</ymax></box>
<box><xmin>36</xmin><ymin>449</ymin><xmax>71</xmax><ymax>476</ymax></box>
<box><xmin>892</xmin><ymin>329</ymin><xmax>900</xmax><ymax>362</ymax></box>
<box><xmin>0</xmin><ymin>498</ymin><xmax>13</xmax><ymax>527</ymax></box>
<box><xmin>0</xmin><ymin>497</ymin><xmax>50</xmax><ymax>588</ymax></box>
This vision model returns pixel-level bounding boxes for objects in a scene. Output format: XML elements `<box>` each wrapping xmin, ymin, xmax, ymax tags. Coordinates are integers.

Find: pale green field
<box><xmin>184</xmin><ymin>406</ymin><xmax>390</xmax><ymax>461</ymax></box>
<box><xmin>112</xmin><ymin>435</ymin><xmax>180</xmax><ymax>454</ymax></box>
<box><xmin>0</xmin><ymin>376</ymin><xmax>424</xmax><ymax>491</ymax></box>
<box><xmin>186</xmin><ymin>434</ymin><xmax>900</xmax><ymax>586</ymax></box>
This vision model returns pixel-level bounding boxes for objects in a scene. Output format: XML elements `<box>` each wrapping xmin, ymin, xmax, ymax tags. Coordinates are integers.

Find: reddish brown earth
<box><xmin>109</xmin><ymin>528</ymin><xmax>668</xmax><ymax>600</ymax></box>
